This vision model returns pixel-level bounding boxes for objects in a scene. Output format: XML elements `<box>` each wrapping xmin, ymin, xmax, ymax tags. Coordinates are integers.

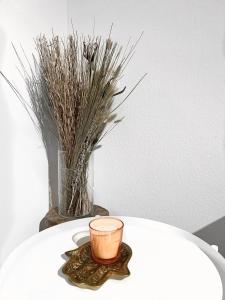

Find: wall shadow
<box><xmin>0</xmin><ymin>26</ymin><xmax>13</xmax><ymax>264</ymax></box>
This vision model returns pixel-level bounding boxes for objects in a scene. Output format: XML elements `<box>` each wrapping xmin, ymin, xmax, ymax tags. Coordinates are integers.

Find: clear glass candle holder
<box><xmin>89</xmin><ymin>217</ymin><xmax>124</xmax><ymax>264</ymax></box>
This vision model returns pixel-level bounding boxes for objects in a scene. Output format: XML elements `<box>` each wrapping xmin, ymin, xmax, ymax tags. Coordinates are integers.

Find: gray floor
<box><xmin>194</xmin><ymin>216</ymin><xmax>225</xmax><ymax>257</ymax></box>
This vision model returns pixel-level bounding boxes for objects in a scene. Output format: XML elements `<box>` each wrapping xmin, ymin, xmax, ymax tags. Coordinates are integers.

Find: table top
<box><xmin>0</xmin><ymin>217</ymin><xmax>223</xmax><ymax>300</ymax></box>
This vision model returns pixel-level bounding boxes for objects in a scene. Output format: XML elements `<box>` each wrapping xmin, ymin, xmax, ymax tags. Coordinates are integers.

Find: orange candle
<box><xmin>89</xmin><ymin>217</ymin><xmax>124</xmax><ymax>264</ymax></box>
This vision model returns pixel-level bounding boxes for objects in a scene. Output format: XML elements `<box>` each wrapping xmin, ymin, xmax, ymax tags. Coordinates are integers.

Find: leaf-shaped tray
<box><xmin>61</xmin><ymin>242</ymin><xmax>132</xmax><ymax>289</ymax></box>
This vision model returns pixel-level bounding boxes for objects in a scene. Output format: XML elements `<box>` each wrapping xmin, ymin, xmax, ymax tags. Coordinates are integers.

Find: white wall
<box><xmin>0</xmin><ymin>0</ymin><xmax>67</xmax><ymax>263</ymax></box>
<box><xmin>0</xmin><ymin>0</ymin><xmax>225</xmax><ymax>263</ymax></box>
<box><xmin>68</xmin><ymin>0</ymin><xmax>225</xmax><ymax>231</ymax></box>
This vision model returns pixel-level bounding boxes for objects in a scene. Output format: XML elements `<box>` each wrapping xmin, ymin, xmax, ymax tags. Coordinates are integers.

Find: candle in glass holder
<box><xmin>89</xmin><ymin>217</ymin><xmax>124</xmax><ymax>264</ymax></box>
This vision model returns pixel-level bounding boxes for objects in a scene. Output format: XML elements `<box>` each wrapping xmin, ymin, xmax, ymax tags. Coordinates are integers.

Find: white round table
<box><xmin>0</xmin><ymin>217</ymin><xmax>223</xmax><ymax>300</ymax></box>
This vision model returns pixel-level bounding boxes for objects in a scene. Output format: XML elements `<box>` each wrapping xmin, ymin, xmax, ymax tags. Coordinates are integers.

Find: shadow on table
<box><xmin>58</xmin><ymin>254</ymin><xmax>76</xmax><ymax>287</ymax></box>
<box><xmin>178</xmin><ymin>229</ymin><xmax>225</xmax><ymax>300</ymax></box>
<box><xmin>194</xmin><ymin>219</ymin><xmax>225</xmax><ymax>299</ymax></box>
<box><xmin>58</xmin><ymin>236</ymin><xmax>91</xmax><ymax>287</ymax></box>
<box><xmin>207</xmin><ymin>254</ymin><xmax>225</xmax><ymax>300</ymax></box>
<box><xmin>0</xmin><ymin>26</ymin><xmax>14</xmax><ymax>264</ymax></box>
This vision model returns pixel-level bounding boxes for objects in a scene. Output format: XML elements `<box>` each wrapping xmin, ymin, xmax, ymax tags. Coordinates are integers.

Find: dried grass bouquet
<box><xmin>0</xmin><ymin>29</ymin><xmax>146</xmax><ymax>217</ymax></box>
